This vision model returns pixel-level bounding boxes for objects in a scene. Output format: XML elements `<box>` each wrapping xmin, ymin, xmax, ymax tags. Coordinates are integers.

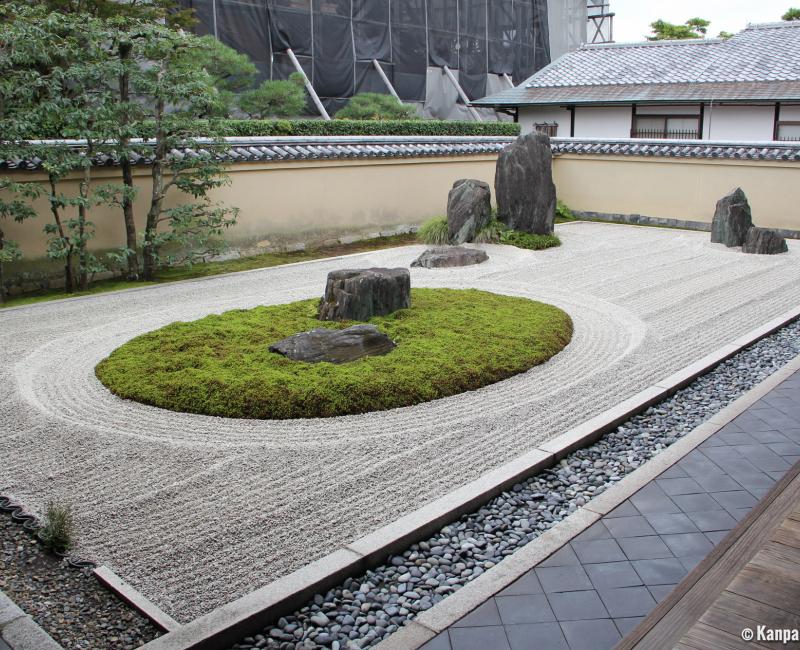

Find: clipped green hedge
<box><xmin>214</xmin><ymin>119</ymin><xmax>520</xmax><ymax>138</ymax></box>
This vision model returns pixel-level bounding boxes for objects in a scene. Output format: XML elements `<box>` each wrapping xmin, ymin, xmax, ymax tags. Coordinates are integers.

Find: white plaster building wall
<box><xmin>703</xmin><ymin>105</ymin><xmax>775</xmax><ymax>141</ymax></box>
<box><xmin>573</xmin><ymin>106</ymin><xmax>632</xmax><ymax>138</ymax></box>
<box><xmin>519</xmin><ymin>107</ymin><xmax>573</xmax><ymax>137</ymax></box>
<box><xmin>781</xmin><ymin>105</ymin><xmax>800</xmax><ymax>120</ymax></box>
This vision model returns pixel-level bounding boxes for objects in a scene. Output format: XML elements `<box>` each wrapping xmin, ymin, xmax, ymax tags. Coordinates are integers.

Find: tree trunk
<box><xmin>142</xmin><ymin>92</ymin><xmax>166</xmax><ymax>282</ymax></box>
<box><xmin>118</xmin><ymin>41</ymin><xmax>139</xmax><ymax>280</ymax></box>
<box><xmin>0</xmin><ymin>228</ymin><xmax>6</xmax><ymax>304</ymax></box>
<box><xmin>77</xmin><ymin>143</ymin><xmax>92</xmax><ymax>291</ymax></box>
<box><xmin>49</xmin><ymin>176</ymin><xmax>74</xmax><ymax>294</ymax></box>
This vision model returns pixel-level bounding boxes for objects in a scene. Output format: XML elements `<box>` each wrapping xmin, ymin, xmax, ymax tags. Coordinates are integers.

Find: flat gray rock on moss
<box><xmin>447</xmin><ymin>179</ymin><xmax>492</xmax><ymax>244</ymax></box>
<box><xmin>411</xmin><ymin>247</ymin><xmax>489</xmax><ymax>269</ymax></box>
<box><xmin>711</xmin><ymin>187</ymin><xmax>753</xmax><ymax>247</ymax></box>
<box><xmin>742</xmin><ymin>226</ymin><xmax>789</xmax><ymax>255</ymax></box>
<box><xmin>269</xmin><ymin>325</ymin><xmax>396</xmax><ymax>364</ymax></box>
<box><xmin>318</xmin><ymin>268</ymin><xmax>411</xmax><ymax>322</ymax></box>
<box><xmin>495</xmin><ymin>132</ymin><xmax>556</xmax><ymax>235</ymax></box>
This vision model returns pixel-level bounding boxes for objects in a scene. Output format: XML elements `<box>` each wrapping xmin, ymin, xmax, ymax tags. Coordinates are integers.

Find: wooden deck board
<box><xmin>617</xmin><ymin>460</ymin><xmax>800</xmax><ymax>649</ymax></box>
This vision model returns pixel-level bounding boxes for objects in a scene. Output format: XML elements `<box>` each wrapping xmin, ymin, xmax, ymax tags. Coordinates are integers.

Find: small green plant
<box><xmin>418</xmin><ymin>217</ymin><xmax>449</xmax><ymax>245</ymax></box>
<box><xmin>556</xmin><ymin>200</ymin><xmax>576</xmax><ymax>222</ymax></box>
<box><xmin>474</xmin><ymin>219</ymin><xmax>508</xmax><ymax>244</ymax></box>
<box><xmin>336</xmin><ymin>93</ymin><xmax>418</xmax><ymax>120</ymax></box>
<box><xmin>39</xmin><ymin>500</ymin><xmax>74</xmax><ymax>554</ymax></box>
<box><xmin>500</xmin><ymin>230</ymin><xmax>561</xmax><ymax>251</ymax></box>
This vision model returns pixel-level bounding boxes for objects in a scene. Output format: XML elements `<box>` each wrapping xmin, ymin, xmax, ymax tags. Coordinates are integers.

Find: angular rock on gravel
<box><xmin>411</xmin><ymin>247</ymin><xmax>489</xmax><ymax>269</ymax></box>
<box><xmin>447</xmin><ymin>179</ymin><xmax>492</xmax><ymax>244</ymax></box>
<box><xmin>269</xmin><ymin>325</ymin><xmax>396</xmax><ymax>364</ymax></box>
<box><xmin>495</xmin><ymin>132</ymin><xmax>556</xmax><ymax>235</ymax></box>
<box><xmin>318</xmin><ymin>268</ymin><xmax>411</xmax><ymax>322</ymax></box>
<box><xmin>742</xmin><ymin>226</ymin><xmax>789</xmax><ymax>255</ymax></box>
<box><xmin>711</xmin><ymin>187</ymin><xmax>753</xmax><ymax>247</ymax></box>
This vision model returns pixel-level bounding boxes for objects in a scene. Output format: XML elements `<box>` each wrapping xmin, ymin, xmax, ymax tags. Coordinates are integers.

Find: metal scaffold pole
<box><xmin>286</xmin><ymin>48</ymin><xmax>331</xmax><ymax>121</ymax></box>
<box><xmin>442</xmin><ymin>66</ymin><xmax>483</xmax><ymax>122</ymax></box>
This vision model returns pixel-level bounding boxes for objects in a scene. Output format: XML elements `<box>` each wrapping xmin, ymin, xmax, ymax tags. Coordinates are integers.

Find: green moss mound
<box><xmin>95</xmin><ymin>289</ymin><xmax>572</xmax><ymax>420</ymax></box>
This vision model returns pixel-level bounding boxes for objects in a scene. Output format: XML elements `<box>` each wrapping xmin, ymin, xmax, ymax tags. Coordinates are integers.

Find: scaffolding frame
<box><xmin>587</xmin><ymin>1</ymin><xmax>615</xmax><ymax>44</ymax></box>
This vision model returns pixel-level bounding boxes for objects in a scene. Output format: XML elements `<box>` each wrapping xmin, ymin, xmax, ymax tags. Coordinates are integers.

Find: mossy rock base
<box><xmin>95</xmin><ymin>289</ymin><xmax>573</xmax><ymax>420</ymax></box>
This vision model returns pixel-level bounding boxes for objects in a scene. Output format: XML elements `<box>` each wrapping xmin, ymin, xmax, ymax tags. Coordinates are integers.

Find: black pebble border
<box><xmin>230</xmin><ymin>318</ymin><xmax>800</xmax><ymax>650</ymax></box>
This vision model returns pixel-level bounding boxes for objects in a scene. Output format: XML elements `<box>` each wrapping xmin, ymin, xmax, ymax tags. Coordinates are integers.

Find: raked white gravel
<box><xmin>1</xmin><ymin>222</ymin><xmax>799</xmax><ymax>622</ymax></box>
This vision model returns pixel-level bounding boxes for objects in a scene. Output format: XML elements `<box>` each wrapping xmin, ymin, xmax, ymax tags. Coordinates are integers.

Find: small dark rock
<box><xmin>411</xmin><ymin>247</ymin><xmax>489</xmax><ymax>269</ymax></box>
<box><xmin>447</xmin><ymin>179</ymin><xmax>492</xmax><ymax>244</ymax></box>
<box><xmin>711</xmin><ymin>187</ymin><xmax>753</xmax><ymax>247</ymax></box>
<box><xmin>495</xmin><ymin>132</ymin><xmax>556</xmax><ymax>235</ymax></box>
<box><xmin>318</xmin><ymin>268</ymin><xmax>411</xmax><ymax>322</ymax></box>
<box><xmin>269</xmin><ymin>325</ymin><xmax>396</xmax><ymax>364</ymax></box>
<box><xmin>742</xmin><ymin>227</ymin><xmax>788</xmax><ymax>255</ymax></box>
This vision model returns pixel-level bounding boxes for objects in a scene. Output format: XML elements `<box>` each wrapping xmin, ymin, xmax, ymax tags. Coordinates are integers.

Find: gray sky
<box><xmin>609</xmin><ymin>0</ymin><xmax>794</xmax><ymax>42</ymax></box>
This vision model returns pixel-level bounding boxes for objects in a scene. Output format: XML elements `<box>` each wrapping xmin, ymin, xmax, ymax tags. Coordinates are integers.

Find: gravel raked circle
<box><xmin>0</xmin><ymin>509</ymin><xmax>160</xmax><ymax>649</ymax></box>
<box><xmin>231</xmin><ymin>318</ymin><xmax>800</xmax><ymax>649</ymax></box>
<box><xmin>1</xmin><ymin>223</ymin><xmax>800</xmax><ymax>623</ymax></box>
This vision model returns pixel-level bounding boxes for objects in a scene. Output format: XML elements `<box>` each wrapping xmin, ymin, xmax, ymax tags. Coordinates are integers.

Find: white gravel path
<box><xmin>1</xmin><ymin>222</ymin><xmax>799</xmax><ymax>623</ymax></box>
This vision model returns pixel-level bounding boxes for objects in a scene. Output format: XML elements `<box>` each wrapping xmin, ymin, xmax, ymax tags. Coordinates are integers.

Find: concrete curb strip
<box><xmin>0</xmin><ymin>589</ymin><xmax>63</xmax><ymax>650</ymax></box>
<box><xmin>93</xmin><ymin>567</ymin><xmax>181</xmax><ymax>633</ymax></box>
<box><xmin>134</xmin><ymin>301</ymin><xmax>800</xmax><ymax>650</ymax></box>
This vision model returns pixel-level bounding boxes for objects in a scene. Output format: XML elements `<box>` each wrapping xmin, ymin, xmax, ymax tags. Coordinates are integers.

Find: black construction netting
<box><xmin>179</xmin><ymin>0</ymin><xmax>552</xmax><ymax>106</ymax></box>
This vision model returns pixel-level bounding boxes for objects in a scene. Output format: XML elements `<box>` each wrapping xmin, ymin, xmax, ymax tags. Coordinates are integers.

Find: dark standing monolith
<box><xmin>495</xmin><ymin>132</ymin><xmax>556</xmax><ymax>235</ymax></box>
<box><xmin>318</xmin><ymin>268</ymin><xmax>411</xmax><ymax>322</ymax></box>
<box><xmin>447</xmin><ymin>179</ymin><xmax>492</xmax><ymax>244</ymax></box>
<box><xmin>711</xmin><ymin>188</ymin><xmax>753</xmax><ymax>247</ymax></box>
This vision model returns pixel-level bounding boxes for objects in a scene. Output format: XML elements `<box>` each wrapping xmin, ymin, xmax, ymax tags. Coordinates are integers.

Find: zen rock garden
<box><xmin>711</xmin><ymin>187</ymin><xmax>788</xmax><ymax>254</ymax></box>
<box><xmin>412</xmin><ymin>131</ymin><xmax>557</xmax><ymax>268</ymax></box>
<box><xmin>270</xmin><ymin>268</ymin><xmax>410</xmax><ymax>364</ymax></box>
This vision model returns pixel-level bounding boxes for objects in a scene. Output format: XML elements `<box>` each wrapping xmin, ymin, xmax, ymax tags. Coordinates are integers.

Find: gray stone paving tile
<box><xmin>752</xmin><ymin>409</ymin><xmax>800</xmax><ymax>430</ymax></box>
<box><xmin>421</xmin><ymin>631</ymin><xmax>452</xmax><ymax>650</ymax></box>
<box><xmin>701</xmin><ymin>446</ymin><xmax>744</xmax><ymax>463</ymax></box>
<box><xmin>539</xmin><ymin>545</ymin><xmax>581</xmax><ymax>567</ymax></box>
<box><xmin>598</xmin><ymin>586</ymin><xmax>657</xmax><ymax>618</ymax></box>
<box><xmin>670</xmin><ymin>492</ymin><xmax>723</xmax><ymax>513</ymax></box>
<box><xmin>782</xmin><ymin>429</ymin><xmax>800</xmax><ymax>442</ymax></box>
<box><xmin>604</xmin><ymin>501</ymin><xmax>640</xmax><ymax>518</ymax></box>
<box><xmin>726</xmin><ymin>508</ymin><xmax>752</xmax><ymax>522</ymax></box>
<box><xmin>731</xmin><ymin>413</ymin><xmax>776</xmax><ymax>432</ymax></box>
<box><xmin>498</xmin><ymin>571</ymin><xmax>543</xmax><ymax>597</ymax></box>
<box><xmin>584</xmin><ymin>562</ymin><xmax>643</xmax><ymax>590</ymax></box>
<box><xmin>572</xmin><ymin>521</ymin><xmax>612</xmax><ymax>542</ymax></box>
<box><xmin>730</xmin><ymin>471</ymin><xmax>776</xmax><ymax>491</ymax></box>
<box><xmin>631</xmin><ymin>558</ymin><xmax>688</xmax><ymax>586</ymax></box>
<box><xmin>711</xmin><ymin>490</ymin><xmax>758</xmax><ymax>510</ymax></box>
<box><xmin>647</xmin><ymin>584</ymin><xmax>677</xmax><ymax>603</ymax></box>
<box><xmin>731</xmin><ymin>444</ymin><xmax>784</xmax><ymax>458</ymax></box>
<box><xmin>769</xmin><ymin>470</ymin><xmax>789</xmax><ymax>481</ymax></box>
<box><xmin>453</xmin><ymin>599</ymin><xmax>503</xmax><ymax>627</ymax></box>
<box><xmin>747</xmin><ymin>430</ymin><xmax>793</xmax><ymax>444</ymax></box>
<box><xmin>643</xmin><ymin>512</ymin><xmax>699</xmax><ymax>535</ymax></box>
<box><xmin>547</xmin><ymin>590</ymin><xmax>609</xmax><ymax>621</ymax></box>
<box><xmin>717</xmin><ymin>430</ymin><xmax>760</xmax><ymax>444</ymax></box>
<box><xmin>747</xmin><ymin>454</ymin><xmax>791</xmax><ymax>473</ymax></box>
<box><xmin>679</xmin><ymin>555</ymin><xmax>706</xmax><ymax>571</ymax></box>
<box><xmin>705</xmin><ymin>530</ymin><xmax>729</xmax><ymax>545</ymax></box>
<box><xmin>618</xmin><ymin>536</ymin><xmax>673</xmax><ymax>561</ymax></box>
<box><xmin>614</xmin><ymin>617</ymin><xmax>645</xmax><ymax>637</ymax></box>
<box><xmin>657</xmin><ymin>465</ymin><xmax>689</xmax><ymax>479</ymax></box>
<box><xmin>449</xmin><ymin>626</ymin><xmax>511</xmax><ymax>650</ymax></box>
<box><xmin>748</xmin><ymin>487</ymin><xmax>772</xmax><ymax>499</ymax></box>
<box><xmin>655</xmin><ymin>477</ymin><xmax>704</xmax><ymax>496</ymax></box>
<box><xmin>560</xmin><ymin>620</ymin><xmax>621</xmax><ymax>650</ymax></box>
<box><xmin>536</xmin><ymin>566</ymin><xmax>593</xmax><ymax>593</ymax></box>
<box><xmin>691</xmin><ymin>473</ymin><xmax>742</xmax><ymax>493</ymax></box>
<box><xmin>767</xmin><ymin>441</ymin><xmax>800</xmax><ymax>455</ymax></box>
<box><xmin>629</xmin><ymin>487</ymin><xmax>681</xmax><ymax>515</ymax></box>
<box><xmin>686</xmin><ymin>509</ymin><xmax>738</xmax><ymax>532</ymax></box>
<box><xmin>504</xmin><ymin>623</ymin><xmax>569</xmax><ymax>650</ymax></box>
<box><xmin>602</xmin><ymin>516</ymin><xmax>656</xmax><ymax>539</ymax></box>
<box><xmin>571</xmin><ymin>539</ymin><xmax>626</xmax><ymax>564</ymax></box>
<box><xmin>677</xmin><ymin>456</ymin><xmax>725</xmax><ymax>478</ymax></box>
<box><xmin>496</xmin><ymin>595</ymin><xmax>556</xmax><ymax>625</ymax></box>
<box><xmin>661</xmin><ymin>533</ymin><xmax>714</xmax><ymax>557</ymax></box>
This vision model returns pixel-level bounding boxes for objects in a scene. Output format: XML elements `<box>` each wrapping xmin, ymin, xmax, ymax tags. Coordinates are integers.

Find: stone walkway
<box><xmin>425</xmin><ymin>369</ymin><xmax>800</xmax><ymax>650</ymax></box>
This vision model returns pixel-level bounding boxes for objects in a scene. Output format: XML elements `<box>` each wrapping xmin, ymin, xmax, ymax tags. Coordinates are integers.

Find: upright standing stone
<box><xmin>318</xmin><ymin>268</ymin><xmax>411</xmax><ymax>322</ymax></box>
<box><xmin>447</xmin><ymin>179</ymin><xmax>492</xmax><ymax>244</ymax></box>
<box><xmin>711</xmin><ymin>188</ymin><xmax>753</xmax><ymax>247</ymax></box>
<box><xmin>742</xmin><ymin>227</ymin><xmax>789</xmax><ymax>255</ymax></box>
<box><xmin>495</xmin><ymin>132</ymin><xmax>556</xmax><ymax>235</ymax></box>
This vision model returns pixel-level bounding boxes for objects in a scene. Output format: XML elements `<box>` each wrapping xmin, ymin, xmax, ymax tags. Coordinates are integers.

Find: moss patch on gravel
<box><xmin>96</xmin><ymin>289</ymin><xmax>572</xmax><ymax>420</ymax></box>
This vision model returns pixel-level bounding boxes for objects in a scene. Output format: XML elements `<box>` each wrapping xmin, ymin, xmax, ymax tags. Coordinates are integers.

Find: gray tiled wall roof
<box><xmin>2</xmin><ymin>136</ymin><xmax>800</xmax><ymax>171</ymax></box>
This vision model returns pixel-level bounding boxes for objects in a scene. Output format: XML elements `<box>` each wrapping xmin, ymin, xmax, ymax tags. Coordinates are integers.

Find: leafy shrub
<box><xmin>474</xmin><ymin>219</ymin><xmax>508</xmax><ymax>244</ymax></box>
<box><xmin>556</xmin><ymin>200</ymin><xmax>576</xmax><ymax>221</ymax></box>
<box><xmin>336</xmin><ymin>93</ymin><xmax>418</xmax><ymax>120</ymax></box>
<box><xmin>238</xmin><ymin>73</ymin><xmax>306</xmax><ymax>119</ymax></box>
<box><xmin>418</xmin><ymin>217</ymin><xmax>449</xmax><ymax>245</ymax></box>
<box><xmin>39</xmin><ymin>500</ymin><xmax>74</xmax><ymax>554</ymax></box>
<box><xmin>500</xmin><ymin>230</ymin><xmax>561</xmax><ymax>251</ymax></box>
